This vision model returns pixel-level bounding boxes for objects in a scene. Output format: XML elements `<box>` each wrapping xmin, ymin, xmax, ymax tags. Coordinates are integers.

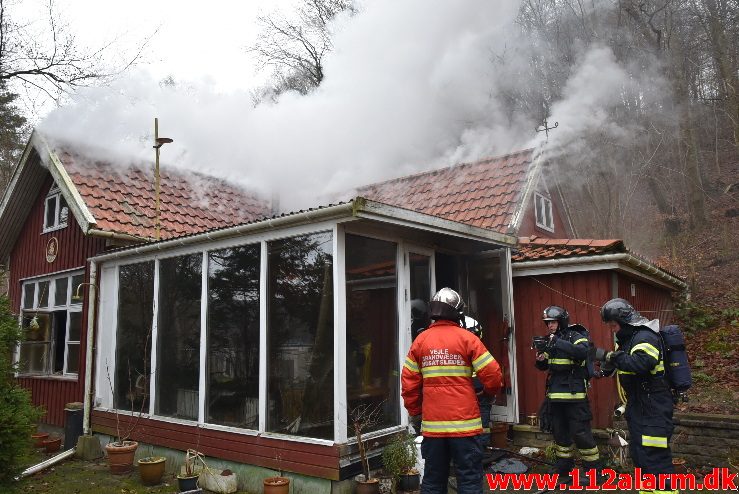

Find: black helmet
<box><xmin>600</xmin><ymin>298</ymin><xmax>638</xmax><ymax>325</ymax></box>
<box><xmin>542</xmin><ymin>305</ymin><xmax>569</xmax><ymax>329</ymax></box>
<box><xmin>428</xmin><ymin>287</ymin><xmax>464</xmax><ymax>323</ymax></box>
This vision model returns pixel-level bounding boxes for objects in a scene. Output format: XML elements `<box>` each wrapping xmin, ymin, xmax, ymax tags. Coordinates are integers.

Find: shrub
<box><xmin>0</xmin><ymin>294</ymin><xmax>43</xmax><ymax>483</ymax></box>
<box><xmin>381</xmin><ymin>431</ymin><xmax>417</xmax><ymax>480</ymax></box>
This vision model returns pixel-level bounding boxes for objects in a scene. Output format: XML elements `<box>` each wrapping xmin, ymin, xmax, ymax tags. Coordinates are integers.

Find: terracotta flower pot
<box><xmin>355</xmin><ymin>477</ymin><xmax>380</xmax><ymax>494</ymax></box>
<box><xmin>138</xmin><ymin>456</ymin><xmax>166</xmax><ymax>485</ymax></box>
<box><xmin>263</xmin><ymin>476</ymin><xmax>290</xmax><ymax>494</ymax></box>
<box><xmin>31</xmin><ymin>432</ymin><xmax>49</xmax><ymax>448</ymax></box>
<box><xmin>104</xmin><ymin>440</ymin><xmax>139</xmax><ymax>474</ymax></box>
<box><xmin>43</xmin><ymin>435</ymin><xmax>62</xmax><ymax>453</ymax></box>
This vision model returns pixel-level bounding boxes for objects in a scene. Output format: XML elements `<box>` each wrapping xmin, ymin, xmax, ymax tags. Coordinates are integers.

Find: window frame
<box><xmin>17</xmin><ymin>270</ymin><xmax>85</xmax><ymax>378</ymax></box>
<box><xmin>534</xmin><ymin>192</ymin><xmax>555</xmax><ymax>232</ymax></box>
<box><xmin>42</xmin><ymin>185</ymin><xmax>69</xmax><ymax>233</ymax></box>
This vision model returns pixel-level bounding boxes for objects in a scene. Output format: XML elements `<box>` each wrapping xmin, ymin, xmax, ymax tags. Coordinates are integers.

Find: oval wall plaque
<box><xmin>46</xmin><ymin>237</ymin><xmax>59</xmax><ymax>263</ymax></box>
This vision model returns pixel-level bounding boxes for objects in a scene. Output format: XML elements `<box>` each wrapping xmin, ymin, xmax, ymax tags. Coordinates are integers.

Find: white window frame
<box><xmin>534</xmin><ymin>192</ymin><xmax>555</xmax><ymax>232</ymax></box>
<box><xmin>42</xmin><ymin>184</ymin><xmax>69</xmax><ymax>233</ymax></box>
<box><xmin>17</xmin><ymin>269</ymin><xmax>85</xmax><ymax>377</ymax></box>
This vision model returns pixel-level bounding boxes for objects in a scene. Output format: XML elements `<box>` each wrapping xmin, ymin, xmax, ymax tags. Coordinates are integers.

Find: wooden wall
<box><xmin>10</xmin><ymin>176</ymin><xmax>106</xmax><ymax>426</ymax></box>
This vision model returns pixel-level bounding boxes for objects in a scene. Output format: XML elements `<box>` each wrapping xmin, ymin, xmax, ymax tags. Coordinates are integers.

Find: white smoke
<box><xmin>38</xmin><ymin>0</ymin><xmax>662</xmax><ymax>211</ymax></box>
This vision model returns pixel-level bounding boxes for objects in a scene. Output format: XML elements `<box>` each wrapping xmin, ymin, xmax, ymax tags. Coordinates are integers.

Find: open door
<box><xmin>467</xmin><ymin>248</ymin><xmax>518</xmax><ymax>423</ymax></box>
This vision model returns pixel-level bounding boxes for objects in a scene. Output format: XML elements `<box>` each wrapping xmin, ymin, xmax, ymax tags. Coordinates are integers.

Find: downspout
<box><xmin>83</xmin><ymin>260</ymin><xmax>98</xmax><ymax>435</ymax></box>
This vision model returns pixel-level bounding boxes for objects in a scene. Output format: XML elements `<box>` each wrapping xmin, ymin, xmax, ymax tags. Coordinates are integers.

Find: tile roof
<box><xmin>358</xmin><ymin>148</ymin><xmax>536</xmax><ymax>233</ymax></box>
<box><xmin>59</xmin><ymin>151</ymin><xmax>270</xmax><ymax>240</ymax></box>
<box><xmin>512</xmin><ymin>237</ymin><xmax>626</xmax><ymax>261</ymax></box>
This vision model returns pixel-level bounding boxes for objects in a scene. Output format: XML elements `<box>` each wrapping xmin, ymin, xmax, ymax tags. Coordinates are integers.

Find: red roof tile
<box><xmin>60</xmin><ymin>151</ymin><xmax>270</xmax><ymax>240</ymax></box>
<box><xmin>358</xmin><ymin>149</ymin><xmax>535</xmax><ymax>233</ymax></box>
<box><xmin>512</xmin><ymin>237</ymin><xmax>625</xmax><ymax>261</ymax></box>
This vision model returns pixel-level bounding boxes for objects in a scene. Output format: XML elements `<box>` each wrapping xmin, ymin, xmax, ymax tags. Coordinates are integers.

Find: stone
<box><xmin>75</xmin><ymin>434</ymin><xmax>103</xmax><ymax>460</ymax></box>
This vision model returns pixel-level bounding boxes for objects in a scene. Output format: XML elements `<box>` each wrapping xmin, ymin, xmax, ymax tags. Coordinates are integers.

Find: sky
<box><xmin>20</xmin><ymin>0</ymin><xmax>652</xmax><ymax>211</ymax></box>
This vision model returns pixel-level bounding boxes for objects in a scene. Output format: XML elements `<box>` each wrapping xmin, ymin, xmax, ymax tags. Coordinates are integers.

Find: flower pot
<box><xmin>263</xmin><ymin>476</ymin><xmax>290</xmax><ymax>494</ymax></box>
<box><xmin>490</xmin><ymin>422</ymin><xmax>508</xmax><ymax>448</ymax></box>
<box><xmin>355</xmin><ymin>477</ymin><xmax>380</xmax><ymax>494</ymax></box>
<box><xmin>138</xmin><ymin>456</ymin><xmax>167</xmax><ymax>485</ymax></box>
<box><xmin>398</xmin><ymin>472</ymin><xmax>420</xmax><ymax>491</ymax></box>
<box><xmin>104</xmin><ymin>440</ymin><xmax>139</xmax><ymax>474</ymax></box>
<box><xmin>177</xmin><ymin>473</ymin><xmax>199</xmax><ymax>491</ymax></box>
<box><xmin>32</xmin><ymin>432</ymin><xmax>49</xmax><ymax>448</ymax></box>
<box><xmin>43</xmin><ymin>435</ymin><xmax>62</xmax><ymax>453</ymax></box>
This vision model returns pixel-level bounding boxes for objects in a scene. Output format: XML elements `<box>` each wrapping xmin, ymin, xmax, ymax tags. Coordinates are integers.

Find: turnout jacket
<box><xmin>401</xmin><ymin>320</ymin><xmax>502</xmax><ymax>437</ymax></box>
<box><xmin>535</xmin><ymin>325</ymin><xmax>590</xmax><ymax>402</ymax></box>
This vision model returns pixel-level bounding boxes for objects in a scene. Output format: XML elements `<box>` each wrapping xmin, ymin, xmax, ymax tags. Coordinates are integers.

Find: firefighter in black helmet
<box><xmin>597</xmin><ymin>298</ymin><xmax>678</xmax><ymax>494</ymax></box>
<box><xmin>534</xmin><ymin>305</ymin><xmax>601</xmax><ymax>479</ymax></box>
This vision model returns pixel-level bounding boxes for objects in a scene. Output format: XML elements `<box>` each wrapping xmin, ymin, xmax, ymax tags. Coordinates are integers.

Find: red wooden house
<box><xmin>1</xmin><ymin>136</ymin><xmax>685</xmax><ymax>491</ymax></box>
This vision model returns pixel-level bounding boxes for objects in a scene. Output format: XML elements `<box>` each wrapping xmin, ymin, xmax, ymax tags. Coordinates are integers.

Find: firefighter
<box><xmin>463</xmin><ymin>316</ymin><xmax>493</xmax><ymax>449</ymax></box>
<box><xmin>598</xmin><ymin>298</ymin><xmax>678</xmax><ymax>494</ymax></box>
<box><xmin>402</xmin><ymin>288</ymin><xmax>503</xmax><ymax>494</ymax></box>
<box><xmin>534</xmin><ymin>306</ymin><xmax>601</xmax><ymax>479</ymax></box>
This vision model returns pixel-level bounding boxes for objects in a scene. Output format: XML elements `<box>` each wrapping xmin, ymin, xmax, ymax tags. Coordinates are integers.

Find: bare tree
<box><xmin>0</xmin><ymin>0</ymin><xmax>151</xmax><ymax>103</ymax></box>
<box><xmin>249</xmin><ymin>0</ymin><xmax>356</xmax><ymax>98</ymax></box>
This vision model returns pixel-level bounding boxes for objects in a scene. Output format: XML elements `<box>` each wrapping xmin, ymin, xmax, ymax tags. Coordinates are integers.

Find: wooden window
<box><xmin>42</xmin><ymin>184</ymin><xmax>69</xmax><ymax>233</ymax></box>
<box><xmin>18</xmin><ymin>271</ymin><xmax>83</xmax><ymax>376</ymax></box>
<box><xmin>535</xmin><ymin>192</ymin><xmax>554</xmax><ymax>232</ymax></box>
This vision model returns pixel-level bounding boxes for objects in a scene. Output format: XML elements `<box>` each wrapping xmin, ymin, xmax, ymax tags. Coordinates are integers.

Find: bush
<box><xmin>381</xmin><ymin>431</ymin><xmax>417</xmax><ymax>480</ymax></box>
<box><xmin>0</xmin><ymin>294</ymin><xmax>43</xmax><ymax>483</ymax></box>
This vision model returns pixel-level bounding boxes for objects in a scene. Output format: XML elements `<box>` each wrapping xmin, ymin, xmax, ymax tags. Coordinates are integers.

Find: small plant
<box><xmin>381</xmin><ymin>430</ymin><xmax>418</xmax><ymax>480</ymax></box>
<box><xmin>350</xmin><ymin>402</ymin><xmax>384</xmax><ymax>482</ymax></box>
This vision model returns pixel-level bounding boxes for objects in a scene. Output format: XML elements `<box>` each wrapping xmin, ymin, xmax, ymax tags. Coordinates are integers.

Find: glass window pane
<box><xmin>66</xmin><ymin>343</ymin><xmax>80</xmax><ymax>374</ymax></box>
<box><xmin>38</xmin><ymin>281</ymin><xmax>50</xmax><ymax>308</ymax></box>
<box><xmin>19</xmin><ymin>343</ymin><xmax>49</xmax><ymax>374</ymax></box>
<box><xmin>68</xmin><ymin>312</ymin><xmax>82</xmax><ymax>342</ymax></box>
<box><xmin>115</xmin><ymin>262</ymin><xmax>155</xmax><ymax>412</ymax></box>
<box><xmin>345</xmin><ymin>234</ymin><xmax>399</xmax><ymax>436</ymax></box>
<box><xmin>544</xmin><ymin>198</ymin><xmax>553</xmax><ymax>228</ymax></box>
<box><xmin>45</xmin><ymin>196</ymin><xmax>56</xmax><ymax>228</ymax></box>
<box><xmin>267</xmin><ymin>231</ymin><xmax>334</xmax><ymax>439</ymax></box>
<box><xmin>535</xmin><ymin>195</ymin><xmax>543</xmax><ymax>224</ymax></box>
<box><xmin>55</xmin><ymin>278</ymin><xmax>69</xmax><ymax>306</ymax></box>
<box><xmin>156</xmin><ymin>254</ymin><xmax>202</xmax><ymax>420</ymax></box>
<box><xmin>52</xmin><ymin>311</ymin><xmax>67</xmax><ymax>374</ymax></box>
<box><xmin>207</xmin><ymin>245</ymin><xmax>260</xmax><ymax>428</ymax></box>
<box><xmin>23</xmin><ymin>284</ymin><xmax>35</xmax><ymax>309</ymax></box>
<box><xmin>71</xmin><ymin>274</ymin><xmax>84</xmax><ymax>305</ymax></box>
<box><xmin>23</xmin><ymin>313</ymin><xmax>51</xmax><ymax>342</ymax></box>
<box><xmin>59</xmin><ymin>195</ymin><xmax>69</xmax><ymax>224</ymax></box>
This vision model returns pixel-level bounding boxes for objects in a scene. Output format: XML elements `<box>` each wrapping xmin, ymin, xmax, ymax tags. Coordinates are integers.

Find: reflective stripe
<box><xmin>472</xmin><ymin>351</ymin><xmax>494</xmax><ymax>371</ymax></box>
<box><xmin>573</xmin><ymin>338</ymin><xmax>588</xmax><ymax>345</ymax></box>
<box><xmin>547</xmin><ymin>392</ymin><xmax>587</xmax><ymax>399</ymax></box>
<box><xmin>617</xmin><ymin>370</ymin><xmax>636</xmax><ymax>375</ymax></box>
<box><xmin>548</xmin><ymin>358</ymin><xmax>574</xmax><ymax>365</ymax></box>
<box><xmin>422</xmin><ymin>365</ymin><xmax>472</xmax><ymax>378</ymax></box>
<box><xmin>642</xmin><ymin>435</ymin><xmax>668</xmax><ymax>448</ymax></box>
<box><xmin>631</xmin><ymin>342</ymin><xmax>660</xmax><ymax>361</ymax></box>
<box><xmin>421</xmin><ymin>417</ymin><xmax>482</xmax><ymax>433</ymax></box>
<box><xmin>482</xmin><ymin>427</ymin><xmax>491</xmax><ymax>433</ymax></box>
<box><xmin>555</xmin><ymin>450</ymin><xmax>573</xmax><ymax>458</ymax></box>
<box><xmin>579</xmin><ymin>446</ymin><xmax>600</xmax><ymax>461</ymax></box>
<box><xmin>403</xmin><ymin>357</ymin><xmax>419</xmax><ymax>373</ymax></box>
<box><xmin>650</xmin><ymin>362</ymin><xmax>665</xmax><ymax>375</ymax></box>
<box><xmin>555</xmin><ymin>444</ymin><xmax>573</xmax><ymax>452</ymax></box>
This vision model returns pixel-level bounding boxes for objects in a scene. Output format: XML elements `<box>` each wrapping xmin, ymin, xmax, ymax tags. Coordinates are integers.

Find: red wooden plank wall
<box><xmin>92</xmin><ymin>411</ymin><xmax>342</xmax><ymax>480</ymax></box>
<box><xmin>10</xmin><ymin>176</ymin><xmax>107</xmax><ymax>426</ymax></box>
<box><xmin>513</xmin><ymin>271</ymin><xmax>617</xmax><ymax>429</ymax></box>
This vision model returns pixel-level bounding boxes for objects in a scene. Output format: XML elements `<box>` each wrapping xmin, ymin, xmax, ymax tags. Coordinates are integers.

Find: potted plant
<box><xmin>42</xmin><ymin>434</ymin><xmax>62</xmax><ymax>454</ymax></box>
<box><xmin>351</xmin><ymin>403</ymin><xmax>384</xmax><ymax>494</ymax></box>
<box><xmin>138</xmin><ymin>454</ymin><xmax>167</xmax><ymax>486</ymax></box>
<box><xmin>263</xmin><ymin>451</ymin><xmax>290</xmax><ymax>494</ymax></box>
<box><xmin>103</xmin><ymin>362</ymin><xmax>141</xmax><ymax>474</ymax></box>
<box><xmin>31</xmin><ymin>431</ymin><xmax>49</xmax><ymax>448</ymax></box>
<box><xmin>381</xmin><ymin>431</ymin><xmax>420</xmax><ymax>492</ymax></box>
<box><xmin>177</xmin><ymin>449</ymin><xmax>203</xmax><ymax>492</ymax></box>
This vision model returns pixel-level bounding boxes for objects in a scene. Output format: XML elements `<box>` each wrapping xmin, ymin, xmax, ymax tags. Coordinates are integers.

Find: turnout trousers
<box><xmin>421</xmin><ymin>435</ymin><xmax>483</xmax><ymax>494</ymax></box>
<box><xmin>549</xmin><ymin>401</ymin><xmax>600</xmax><ymax>475</ymax></box>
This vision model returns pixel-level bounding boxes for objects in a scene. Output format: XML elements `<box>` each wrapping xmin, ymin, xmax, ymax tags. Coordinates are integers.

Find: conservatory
<box><xmin>89</xmin><ymin>197</ymin><xmax>518</xmax><ymax>481</ymax></box>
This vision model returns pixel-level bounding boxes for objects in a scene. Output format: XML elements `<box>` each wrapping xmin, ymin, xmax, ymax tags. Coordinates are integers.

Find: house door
<box><xmin>467</xmin><ymin>249</ymin><xmax>518</xmax><ymax>423</ymax></box>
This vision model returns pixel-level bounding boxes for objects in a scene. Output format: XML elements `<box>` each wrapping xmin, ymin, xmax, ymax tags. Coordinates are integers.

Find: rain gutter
<box><xmin>83</xmin><ymin>260</ymin><xmax>98</xmax><ymax>435</ymax></box>
<box><xmin>512</xmin><ymin>253</ymin><xmax>687</xmax><ymax>290</ymax></box>
<box><xmin>17</xmin><ymin>449</ymin><xmax>76</xmax><ymax>479</ymax></box>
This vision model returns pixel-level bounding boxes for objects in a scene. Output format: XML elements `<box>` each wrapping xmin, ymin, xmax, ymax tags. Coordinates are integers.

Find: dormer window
<box><xmin>535</xmin><ymin>192</ymin><xmax>554</xmax><ymax>232</ymax></box>
<box><xmin>43</xmin><ymin>184</ymin><xmax>69</xmax><ymax>232</ymax></box>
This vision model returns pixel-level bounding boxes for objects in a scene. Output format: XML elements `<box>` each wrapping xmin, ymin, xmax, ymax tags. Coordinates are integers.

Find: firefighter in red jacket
<box><xmin>402</xmin><ymin>288</ymin><xmax>503</xmax><ymax>494</ymax></box>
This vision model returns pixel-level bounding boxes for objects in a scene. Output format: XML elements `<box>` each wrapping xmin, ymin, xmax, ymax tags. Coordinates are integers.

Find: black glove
<box><xmin>606</xmin><ymin>350</ymin><xmax>624</xmax><ymax>363</ymax></box>
<box><xmin>593</xmin><ymin>347</ymin><xmax>608</xmax><ymax>362</ymax></box>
